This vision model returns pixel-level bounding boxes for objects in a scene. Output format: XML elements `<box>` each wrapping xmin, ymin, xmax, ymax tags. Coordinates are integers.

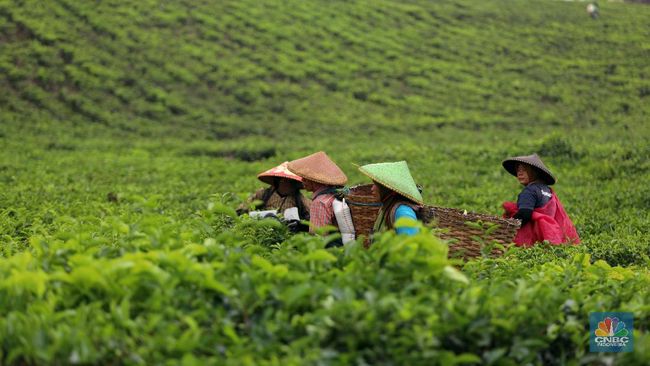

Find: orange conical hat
<box><xmin>287</xmin><ymin>151</ymin><xmax>348</xmax><ymax>186</ymax></box>
<box><xmin>257</xmin><ymin>162</ymin><xmax>303</xmax><ymax>185</ymax></box>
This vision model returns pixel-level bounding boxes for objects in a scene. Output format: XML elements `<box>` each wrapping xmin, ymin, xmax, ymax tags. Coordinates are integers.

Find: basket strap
<box><xmin>313</xmin><ymin>187</ymin><xmax>340</xmax><ymax>199</ymax></box>
<box><xmin>346</xmin><ymin>200</ymin><xmax>382</xmax><ymax>207</ymax></box>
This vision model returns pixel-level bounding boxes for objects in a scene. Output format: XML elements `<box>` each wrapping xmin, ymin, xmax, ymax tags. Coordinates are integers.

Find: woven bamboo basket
<box><xmin>420</xmin><ymin>206</ymin><xmax>520</xmax><ymax>259</ymax></box>
<box><xmin>345</xmin><ymin>184</ymin><xmax>519</xmax><ymax>258</ymax></box>
<box><xmin>344</xmin><ymin>184</ymin><xmax>381</xmax><ymax>246</ymax></box>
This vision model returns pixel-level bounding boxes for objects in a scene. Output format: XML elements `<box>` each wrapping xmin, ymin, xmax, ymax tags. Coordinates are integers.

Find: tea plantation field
<box><xmin>1</xmin><ymin>0</ymin><xmax>650</xmax><ymax>364</ymax></box>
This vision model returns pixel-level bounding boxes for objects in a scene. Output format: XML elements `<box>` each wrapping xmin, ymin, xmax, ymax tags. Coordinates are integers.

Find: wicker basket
<box><xmin>344</xmin><ymin>184</ymin><xmax>519</xmax><ymax>258</ymax></box>
<box><xmin>344</xmin><ymin>184</ymin><xmax>381</xmax><ymax>246</ymax></box>
<box><xmin>420</xmin><ymin>206</ymin><xmax>520</xmax><ymax>259</ymax></box>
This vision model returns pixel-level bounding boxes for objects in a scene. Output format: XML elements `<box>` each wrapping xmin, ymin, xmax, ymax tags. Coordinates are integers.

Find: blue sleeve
<box><xmin>517</xmin><ymin>186</ymin><xmax>537</xmax><ymax>210</ymax></box>
<box><xmin>394</xmin><ymin>205</ymin><xmax>419</xmax><ymax>236</ymax></box>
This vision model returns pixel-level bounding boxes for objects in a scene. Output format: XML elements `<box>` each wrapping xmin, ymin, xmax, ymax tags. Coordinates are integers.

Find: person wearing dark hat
<box><xmin>502</xmin><ymin>153</ymin><xmax>580</xmax><ymax>246</ymax></box>
<box><xmin>238</xmin><ymin>162</ymin><xmax>311</xmax><ymax>224</ymax></box>
<box><xmin>287</xmin><ymin>151</ymin><xmax>348</xmax><ymax>235</ymax></box>
<box><xmin>359</xmin><ymin>161</ymin><xmax>423</xmax><ymax>238</ymax></box>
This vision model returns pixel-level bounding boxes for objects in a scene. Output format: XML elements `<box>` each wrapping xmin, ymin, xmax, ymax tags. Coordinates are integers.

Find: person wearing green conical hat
<box><xmin>358</xmin><ymin>161</ymin><xmax>424</xmax><ymax>237</ymax></box>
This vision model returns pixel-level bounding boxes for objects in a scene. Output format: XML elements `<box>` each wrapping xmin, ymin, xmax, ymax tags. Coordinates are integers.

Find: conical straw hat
<box><xmin>358</xmin><ymin>161</ymin><xmax>424</xmax><ymax>205</ymax></box>
<box><xmin>287</xmin><ymin>151</ymin><xmax>348</xmax><ymax>186</ymax></box>
<box><xmin>502</xmin><ymin>153</ymin><xmax>557</xmax><ymax>185</ymax></box>
<box><xmin>257</xmin><ymin>162</ymin><xmax>303</xmax><ymax>185</ymax></box>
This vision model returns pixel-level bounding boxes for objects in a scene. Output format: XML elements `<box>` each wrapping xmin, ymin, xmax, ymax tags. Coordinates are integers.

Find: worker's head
<box><xmin>371</xmin><ymin>181</ymin><xmax>393</xmax><ymax>201</ymax></box>
<box><xmin>274</xmin><ymin>177</ymin><xmax>302</xmax><ymax>197</ymax></box>
<box><xmin>515</xmin><ymin>163</ymin><xmax>539</xmax><ymax>186</ymax></box>
<box><xmin>502</xmin><ymin>154</ymin><xmax>556</xmax><ymax>185</ymax></box>
<box><xmin>301</xmin><ymin>178</ymin><xmax>319</xmax><ymax>193</ymax></box>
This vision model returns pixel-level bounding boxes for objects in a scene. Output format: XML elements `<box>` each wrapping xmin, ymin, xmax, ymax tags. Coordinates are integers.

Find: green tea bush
<box><xmin>1</xmin><ymin>213</ymin><xmax>649</xmax><ymax>365</ymax></box>
<box><xmin>537</xmin><ymin>134</ymin><xmax>582</xmax><ymax>160</ymax></box>
<box><xmin>234</xmin><ymin>217</ymin><xmax>290</xmax><ymax>248</ymax></box>
<box><xmin>586</xmin><ymin>236</ymin><xmax>650</xmax><ymax>268</ymax></box>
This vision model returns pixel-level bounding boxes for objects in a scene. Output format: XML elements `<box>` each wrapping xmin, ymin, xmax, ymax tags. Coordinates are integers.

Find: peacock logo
<box><xmin>590</xmin><ymin>312</ymin><xmax>633</xmax><ymax>352</ymax></box>
<box><xmin>594</xmin><ymin>317</ymin><xmax>628</xmax><ymax>337</ymax></box>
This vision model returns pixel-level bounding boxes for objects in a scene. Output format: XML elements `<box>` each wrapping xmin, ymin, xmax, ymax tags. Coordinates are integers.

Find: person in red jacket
<box><xmin>501</xmin><ymin>153</ymin><xmax>580</xmax><ymax>247</ymax></box>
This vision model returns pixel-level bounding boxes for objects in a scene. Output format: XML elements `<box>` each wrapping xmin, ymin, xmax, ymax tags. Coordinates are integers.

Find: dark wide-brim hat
<box><xmin>502</xmin><ymin>153</ymin><xmax>557</xmax><ymax>185</ymax></box>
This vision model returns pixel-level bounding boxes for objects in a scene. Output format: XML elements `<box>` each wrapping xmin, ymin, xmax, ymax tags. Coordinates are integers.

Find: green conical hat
<box><xmin>358</xmin><ymin>161</ymin><xmax>423</xmax><ymax>205</ymax></box>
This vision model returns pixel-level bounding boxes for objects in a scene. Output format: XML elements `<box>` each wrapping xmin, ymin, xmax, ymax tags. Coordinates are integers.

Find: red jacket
<box><xmin>503</xmin><ymin>192</ymin><xmax>580</xmax><ymax>247</ymax></box>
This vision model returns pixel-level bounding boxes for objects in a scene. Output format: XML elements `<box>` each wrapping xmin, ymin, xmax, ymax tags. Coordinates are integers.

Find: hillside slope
<box><xmin>1</xmin><ymin>0</ymin><xmax>649</xmax><ymax>139</ymax></box>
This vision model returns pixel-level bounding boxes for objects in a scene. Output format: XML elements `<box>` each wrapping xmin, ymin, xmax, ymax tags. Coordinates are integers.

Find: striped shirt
<box><xmin>309</xmin><ymin>185</ymin><xmax>338</xmax><ymax>234</ymax></box>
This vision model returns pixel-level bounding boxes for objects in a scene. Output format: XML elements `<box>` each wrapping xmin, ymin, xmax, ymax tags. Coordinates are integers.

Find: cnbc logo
<box><xmin>590</xmin><ymin>312</ymin><xmax>634</xmax><ymax>353</ymax></box>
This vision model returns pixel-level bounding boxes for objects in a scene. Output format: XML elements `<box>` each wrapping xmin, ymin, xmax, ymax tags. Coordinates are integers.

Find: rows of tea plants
<box><xmin>0</xmin><ymin>130</ymin><xmax>648</xmax><ymax>364</ymax></box>
<box><xmin>1</xmin><ymin>202</ymin><xmax>649</xmax><ymax>364</ymax></box>
<box><xmin>1</xmin><ymin>104</ymin><xmax>649</xmax><ymax>366</ymax></box>
<box><xmin>2</xmin><ymin>0</ymin><xmax>649</xmax><ymax>138</ymax></box>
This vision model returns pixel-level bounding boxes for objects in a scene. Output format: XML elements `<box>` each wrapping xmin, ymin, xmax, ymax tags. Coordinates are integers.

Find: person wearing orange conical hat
<box><xmin>501</xmin><ymin>153</ymin><xmax>580</xmax><ymax>247</ymax></box>
<box><xmin>238</xmin><ymin>162</ymin><xmax>311</xmax><ymax>222</ymax></box>
<box><xmin>287</xmin><ymin>151</ymin><xmax>348</xmax><ymax>235</ymax></box>
<box><xmin>359</xmin><ymin>161</ymin><xmax>424</xmax><ymax>238</ymax></box>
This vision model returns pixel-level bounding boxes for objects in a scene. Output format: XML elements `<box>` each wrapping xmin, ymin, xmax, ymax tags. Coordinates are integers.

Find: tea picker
<box><xmin>502</xmin><ymin>153</ymin><xmax>580</xmax><ymax>246</ymax></box>
<box><xmin>238</xmin><ymin>161</ymin><xmax>311</xmax><ymax>232</ymax></box>
<box><xmin>288</xmin><ymin>151</ymin><xmax>355</xmax><ymax>247</ymax></box>
<box><xmin>358</xmin><ymin>161</ymin><xmax>424</xmax><ymax>241</ymax></box>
